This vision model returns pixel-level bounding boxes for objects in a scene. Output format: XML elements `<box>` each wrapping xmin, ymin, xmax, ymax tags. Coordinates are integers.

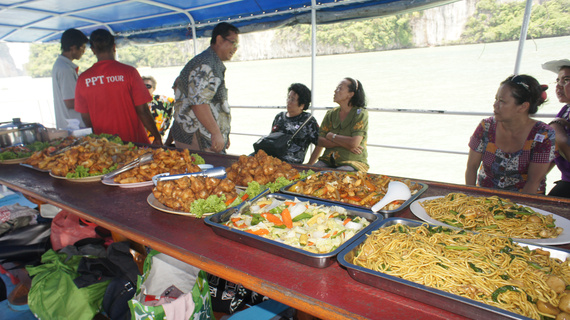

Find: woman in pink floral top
<box><xmin>466</xmin><ymin>74</ymin><xmax>555</xmax><ymax>194</ymax></box>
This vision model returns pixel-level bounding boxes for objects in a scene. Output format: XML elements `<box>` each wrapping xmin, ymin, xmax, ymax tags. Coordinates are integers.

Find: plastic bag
<box><xmin>128</xmin><ymin>250</ymin><xmax>214</xmax><ymax>320</ymax></box>
<box><xmin>26</xmin><ymin>250</ymin><xmax>110</xmax><ymax>320</ymax></box>
<box><xmin>50</xmin><ymin>210</ymin><xmax>98</xmax><ymax>251</ymax></box>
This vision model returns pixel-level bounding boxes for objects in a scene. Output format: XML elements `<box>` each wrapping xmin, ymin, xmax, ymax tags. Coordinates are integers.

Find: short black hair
<box><xmin>288</xmin><ymin>83</ymin><xmax>311</xmax><ymax>110</ymax></box>
<box><xmin>210</xmin><ymin>22</ymin><xmax>240</xmax><ymax>45</ymax></box>
<box><xmin>89</xmin><ymin>29</ymin><xmax>115</xmax><ymax>54</ymax></box>
<box><xmin>61</xmin><ymin>28</ymin><xmax>88</xmax><ymax>52</ymax></box>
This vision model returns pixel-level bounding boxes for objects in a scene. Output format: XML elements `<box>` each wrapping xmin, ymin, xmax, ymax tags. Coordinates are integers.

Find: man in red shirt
<box><xmin>75</xmin><ymin>29</ymin><xmax>161</xmax><ymax>145</ymax></box>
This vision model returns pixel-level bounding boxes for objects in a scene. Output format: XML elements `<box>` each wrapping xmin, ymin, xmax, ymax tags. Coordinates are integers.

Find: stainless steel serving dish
<box><xmin>279</xmin><ymin>171</ymin><xmax>428</xmax><ymax>216</ymax></box>
<box><xmin>205</xmin><ymin>193</ymin><xmax>383</xmax><ymax>268</ymax></box>
<box><xmin>337</xmin><ymin>217</ymin><xmax>570</xmax><ymax>320</ymax></box>
<box><xmin>0</xmin><ymin>118</ymin><xmax>45</xmax><ymax>148</ymax></box>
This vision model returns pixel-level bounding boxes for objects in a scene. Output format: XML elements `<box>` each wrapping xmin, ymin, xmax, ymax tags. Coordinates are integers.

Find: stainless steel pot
<box><xmin>0</xmin><ymin>118</ymin><xmax>46</xmax><ymax>148</ymax></box>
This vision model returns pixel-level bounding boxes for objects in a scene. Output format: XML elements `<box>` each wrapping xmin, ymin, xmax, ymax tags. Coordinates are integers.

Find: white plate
<box><xmin>147</xmin><ymin>194</ymin><xmax>214</xmax><ymax>217</ymax></box>
<box><xmin>0</xmin><ymin>157</ymin><xmax>29</xmax><ymax>164</ymax></box>
<box><xmin>49</xmin><ymin>172</ymin><xmax>103</xmax><ymax>182</ymax></box>
<box><xmin>410</xmin><ymin>196</ymin><xmax>570</xmax><ymax>245</ymax></box>
<box><xmin>101</xmin><ymin>176</ymin><xmax>154</xmax><ymax>188</ymax></box>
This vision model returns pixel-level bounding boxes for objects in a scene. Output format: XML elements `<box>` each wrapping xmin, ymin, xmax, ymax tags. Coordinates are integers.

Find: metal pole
<box><xmin>514</xmin><ymin>0</ymin><xmax>533</xmax><ymax>75</ymax></box>
<box><xmin>310</xmin><ymin>0</ymin><xmax>317</xmax><ymax>116</ymax></box>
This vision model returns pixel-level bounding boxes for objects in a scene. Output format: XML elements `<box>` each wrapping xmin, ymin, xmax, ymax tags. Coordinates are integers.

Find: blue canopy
<box><xmin>0</xmin><ymin>0</ymin><xmax>458</xmax><ymax>44</ymax></box>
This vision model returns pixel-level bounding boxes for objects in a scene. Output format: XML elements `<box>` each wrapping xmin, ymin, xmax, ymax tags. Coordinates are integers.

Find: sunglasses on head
<box><xmin>145</xmin><ymin>84</ymin><xmax>153</xmax><ymax>89</ymax></box>
<box><xmin>510</xmin><ymin>75</ymin><xmax>530</xmax><ymax>92</ymax></box>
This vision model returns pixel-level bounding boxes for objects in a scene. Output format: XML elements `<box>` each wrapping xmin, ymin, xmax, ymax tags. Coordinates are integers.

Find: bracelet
<box><xmin>332</xmin><ymin>133</ymin><xmax>337</xmax><ymax>140</ymax></box>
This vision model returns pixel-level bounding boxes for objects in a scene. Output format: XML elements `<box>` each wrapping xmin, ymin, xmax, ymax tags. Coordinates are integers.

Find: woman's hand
<box><xmin>350</xmin><ymin>145</ymin><xmax>364</xmax><ymax>154</ymax></box>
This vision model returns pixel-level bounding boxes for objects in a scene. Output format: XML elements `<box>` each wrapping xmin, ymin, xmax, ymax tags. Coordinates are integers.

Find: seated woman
<box><xmin>309</xmin><ymin>77</ymin><xmax>368</xmax><ymax>172</ymax></box>
<box><xmin>142</xmin><ymin>76</ymin><xmax>174</xmax><ymax>143</ymax></box>
<box><xmin>465</xmin><ymin>74</ymin><xmax>555</xmax><ymax>194</ymax></box>
<box><xmin>263</xmin><ymin>83</ymin><xmax>320</xmax><ymax>164</ymax></box>
<box><xmin>542</xmin><ymin>59</ymin><xmax>570</xmax><ymax>198</ymax></box>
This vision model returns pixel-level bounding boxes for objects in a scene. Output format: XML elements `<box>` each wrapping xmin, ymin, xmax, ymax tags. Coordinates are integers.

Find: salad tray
<box><xmin>337</xmin><ymin>217</ymin><xmax>570</xmax><ymax>320</ymax></box>
<box><xmin>279</xmin><ymin>171</ymin><xmax>428</xmax><ymax>215</ymax></box>
<box><xmin>205</xmin><ymin>193</ymin><xmax>382</xmax><ymax>268</ymax></box>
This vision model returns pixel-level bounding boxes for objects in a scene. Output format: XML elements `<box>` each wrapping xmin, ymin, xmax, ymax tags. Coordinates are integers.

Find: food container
<box><xmin>0</xmin><ymin>118</ymin><xmax>45</xmax><ymax>147</ymax></box>
<box><xmin>205</xmin><ymin>193</ymin><xmax>382</xmax><ymax>268</ymax></box>
<box><xmin>337</xmin><ymin>217</ymin><xmax>570</xmax><ymax>320</ymax></box>
<box><xmin>280</xmin><ymin>171</ymin><xmax>428</xmax><ymax>216</ymax></box>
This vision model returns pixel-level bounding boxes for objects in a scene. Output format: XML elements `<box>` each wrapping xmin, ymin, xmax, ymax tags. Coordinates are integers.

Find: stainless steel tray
<box><xmin>337</xmin><ymin>217</ymin><xmax>570</xmax><ymax>320</ymax></box>
<box><xmin>279</xmin><ymin>172</ymin><xmax>428</xmax><ymax>215</ymax></box>
<box><xmin>204</xmin><ymin>193</ymin><xmax>383</xmax><ymax>268</ymax></box>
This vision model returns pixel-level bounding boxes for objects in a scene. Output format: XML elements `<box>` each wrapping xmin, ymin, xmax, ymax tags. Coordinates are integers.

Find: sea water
<box><xmin>2</xmin><ymin>36</ymin><xmax>570</xmax><ymax>191</ymax></box>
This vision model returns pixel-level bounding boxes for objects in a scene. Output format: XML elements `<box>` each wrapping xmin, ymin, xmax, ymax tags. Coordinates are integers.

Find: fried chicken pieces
<box><xmin>153</xmin><ymin>176</ymin><xmax>237</xmax><ymax>211</ymax></box>
<box><xmin>226</xmin><ymin>150</ymin><xmax>299</xmax><ymax>186</ymax></box>
<box><xmin>25</xmin><ymin>136</ymin><xmax>136</xmax><ymax>176</ymax></box>
<box><xmin>113</xmin><ymin>148</ymin><xmax>201</xmax><ymax>184</ymax></box>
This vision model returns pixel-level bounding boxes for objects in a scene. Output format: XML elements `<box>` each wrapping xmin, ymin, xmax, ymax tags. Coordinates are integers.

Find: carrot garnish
<box><xmin>281</xmin><ymin>208</ymin><xmax>293</xmax><ymax>229</ymax></box>
<box><xmin>262</xmin><ymin>212</ymin><xmax>284</xmax><ymax>225</ymax></box>
<box><xmin>247</xmin><ymin>229</ymin><xmax>269</xmax><ymax>236</ymax></box>
<box><xmin>343</xmin><ymin>217</ymin><xmax>352</xmax><ymax>226</ymax></box>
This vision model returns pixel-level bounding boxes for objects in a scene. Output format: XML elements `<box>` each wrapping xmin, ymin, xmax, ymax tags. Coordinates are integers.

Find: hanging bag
<box><xmin>128</xmin><ymin>250</ymin><xmax>214</xmax><ymax>320</ymax></box>
<box><xmin>26</xmin><ymin>250</ymin><xmax>110</xmax><ymax>320</ymax></box>
<box><xmin>253</xmin><ymin>115</ymin><xmax>313</xmax><ymax>158</ymax></box>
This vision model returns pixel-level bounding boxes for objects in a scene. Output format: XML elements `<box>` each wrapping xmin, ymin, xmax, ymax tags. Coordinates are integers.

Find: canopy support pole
<box><xmin>310</xmin><ymin>0</ymin><xmax>317</xmax><ymax>115</ymax></box>
<box><xmin>513</xmin><ymin>0</ymin><xmax>533</xmax><ymax>75</ymax></box>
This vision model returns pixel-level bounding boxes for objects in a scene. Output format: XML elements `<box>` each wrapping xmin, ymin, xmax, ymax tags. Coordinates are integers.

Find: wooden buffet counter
<box><xmin>1</xmin><ymin>152</ymin><xmax>570</xmax><ymax>320</ymax></box>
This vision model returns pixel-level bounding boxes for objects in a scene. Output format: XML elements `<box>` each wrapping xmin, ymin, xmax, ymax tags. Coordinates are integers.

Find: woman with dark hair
<box><xmin>261</xmin><ymin>83</ymin><xmax>320</xmax><ymax>164</ymax></box>
<box><xmin>310</xmin><ymin>77</ymin><xmax>368</xmax><ymax>172</ymax></box>
<box><xmin>465</xmin><ymin>74</ymin><xmax>555</xmax><ymax>194</ymax></box>
<box><xmin>542</xmin><ymin>59</ymin><xmax>570</xmax><ymax>198</ymax></box>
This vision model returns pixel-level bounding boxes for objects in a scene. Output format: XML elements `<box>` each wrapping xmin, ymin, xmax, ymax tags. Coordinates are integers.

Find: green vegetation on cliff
<box><xmin>25</xmin><ymin>0</ymin><xmax>570</xmax><ymax>77</ymax></box>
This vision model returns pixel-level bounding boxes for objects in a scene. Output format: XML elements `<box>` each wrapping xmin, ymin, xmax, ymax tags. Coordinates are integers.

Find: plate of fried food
<box><xmin>225</xmin><ymin>150</ymin><xmax>300</xmax><ymax>187</ymax></box>
<box><xmin>22</xmin><ymin>135</ymin><xmax>137</xmax><ymax>177</ymax></box>
<box><xmin>148</xmin><ymin>173</ymin><xmax>242</xmax><ymax>218</ymax></box>
<box><xmin>281</xmin><ymin>171</ymin><xmax>427</xmax><ymax>214</ymax></box>
<box><xmin>101</xmin><ymin>148</ymin><xmax>206</xmax><ymax>188</ymax></box>
<box><xmin>410</xmin><ymin>193</ymin><xmax>570</xmax><ymax>245</ymax></box>
<box><xmin>1</xmin><ymin>140</ymin><xmax>64</xmax><ymax>164</ymax></box>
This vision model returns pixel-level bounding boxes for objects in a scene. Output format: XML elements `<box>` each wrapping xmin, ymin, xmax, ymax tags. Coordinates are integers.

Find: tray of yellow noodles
<box><xmin>338</xmin><ymin>218</ymin><xmax>570</xmax><ymax>320</ymax></box>
<box><xmin>410</xmin><ymin>193</ymin><xmax>570</xmax><ymax>245</ymax></box>
<box><xmin>205</xmin><ymin>193</ymin><xmax>382</xmax><ymax>268</ymax></box>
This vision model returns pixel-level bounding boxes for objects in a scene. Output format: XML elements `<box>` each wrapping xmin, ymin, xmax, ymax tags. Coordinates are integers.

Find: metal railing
<box><xmin>230</xmin><ymin>105</ymin><xmax>557</xmax><ymax>156</ymax></box>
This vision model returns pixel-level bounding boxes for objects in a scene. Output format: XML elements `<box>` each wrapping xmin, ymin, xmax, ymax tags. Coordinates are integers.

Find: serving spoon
<box><xmin>371</xmin><ymin>181</ymin><xmax>412</xmax><ymax>213</ymax></box>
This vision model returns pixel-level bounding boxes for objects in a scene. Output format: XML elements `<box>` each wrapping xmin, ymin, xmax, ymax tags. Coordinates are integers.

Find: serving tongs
<box><xmin>152</xmin><ymin>167</ymin><xmax>226</xmax><ymax>185</ymax></box>
<box><xmin>102</xmin><ymin>152</ymin><xmax>154</xmax><ymax>180</ymax></box>
<box><xmin>49</xmin><ymin>139</ymin><xmax>89</xmax><ymax>156</ymax></box>
<box><xmin>224</xmin><ymin>188</ymin><xmax>271</xmax><ymax>216</ymax></box>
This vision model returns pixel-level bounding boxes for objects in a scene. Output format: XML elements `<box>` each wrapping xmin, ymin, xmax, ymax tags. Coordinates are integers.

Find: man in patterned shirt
<box><xmin>170</xmin><ymin>22</ymin><xmax>240</xmax><ymax>153</ymax></box>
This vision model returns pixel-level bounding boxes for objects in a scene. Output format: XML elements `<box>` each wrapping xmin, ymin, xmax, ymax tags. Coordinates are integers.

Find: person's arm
<box><xmin>80</xmin><ymin>113</ymin><xmax>92</xmax><ymax>128</ymax></box>
<box><xmin>192</xmin><ymin>104</ymin><xmax>225</xmax><ymax>153</ymax></box>
<box><xmin>465</xmin><ymin>148</ymin><xmax>482</xmax><ymax>186</ymax></box>
<box><xmin>307</xmin><ymin>146</ymin><xmax>324</xmax><ymax>165</ymax></box>
<box><xmin>550</xmin><ymin>120</ymin><xmax>570</xmax><ymax>160</ymax></box>
<box><xmin>521</xmin><ymin>162</ymin><xmax>551</xmax><ymax>194</ymax></box>
<box><xmin>64</xmin><ymin>99</ymin><xmax>75</xmax><ymax>110</ymax></box>
<box><xmin>323</xmin><ymin>132</ymin><xmax>364</xmax><ymax>150</ymax></box>
<box><xmin>135</xmin><ymin>103</ymin><xmax>163</xmax><ymax>146</ymax></box>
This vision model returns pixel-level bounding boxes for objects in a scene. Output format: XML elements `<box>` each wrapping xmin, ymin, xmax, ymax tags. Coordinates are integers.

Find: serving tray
<box><xmin>337</xmin><ymin>217</ymin><xmax>570</xmax><ymax>320</ymax></box>
<box><xmin>280</xmin><ymin>171</ymin><xmax>428</xmax><ymax>215</ymax></box>
<box><xmin>205</xmin><ymin>193</ymin><xmax>383</xmax><ymax>268</ymax></box>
